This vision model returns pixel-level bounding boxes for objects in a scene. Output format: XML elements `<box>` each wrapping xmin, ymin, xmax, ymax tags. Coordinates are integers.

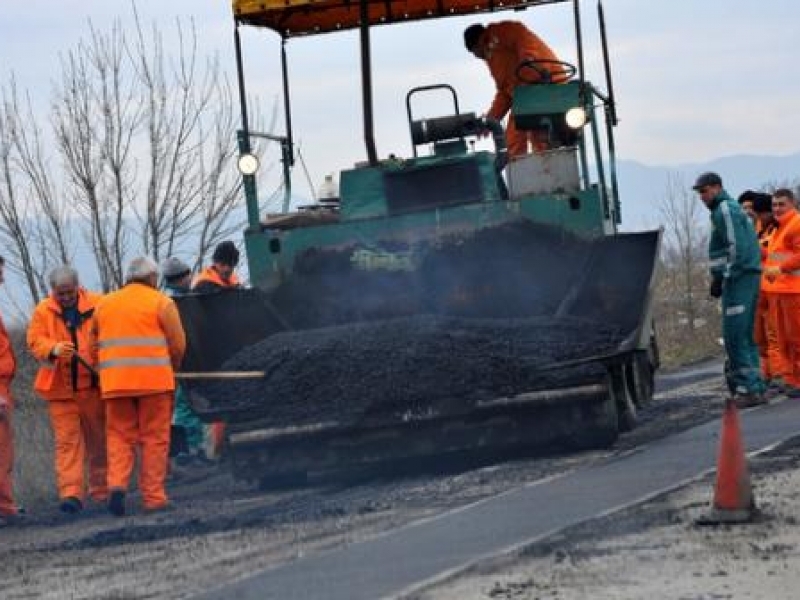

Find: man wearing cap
<box><xmin>159</xmin><ymin>257</ymin><xmax>207</xmax><ymax>466</ymax></box>
<box><xmin>463</xmin><ymin>21</ymin><xmax>566</xmax><ymax>157</ymax></box>
<box><xmin>161</xmin><ymin>257</ymin><xmax>193</xmax><ymax>297</ymax></box>
<box><xmin>695</xmin><ymin>172</ymin><xmax>766</xmax><ymax>407</ymax></box>
<box><xmin>192</xmin><ymin>241</ymin><xmax>241</xmax><ymax>293</ymax></box>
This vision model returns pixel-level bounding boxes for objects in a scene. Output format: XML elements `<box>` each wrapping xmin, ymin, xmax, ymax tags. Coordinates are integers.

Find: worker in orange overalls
<box><xmin>739</xmin><ymin>192</ymin><xmax>782</xmax><ymax>388</ymax></box>
<box><xmin>27</xmin><ymin>266</ymin><xmax>106</xmax><ymax>514</ymax></box>
<box><xmin>192</xmin><ymin>240</ymin><xmax>241</xmax><ymax>459</ymax></box>
<box><xmin>94</xmin><ymin>257</ymin><xmax>186</xmax><ymax>516</ymax></box>
<box><xmin>0</xmin><ymin>255</ymin><xmax>22</xmax><ymax>523</ymax></box>
<box><xmin>762</xmin><ymin>192</ymin><xmax>800</xmax><ymax>398</ymax></box>
<box><xmin>192</xmin><ymin>241</ymin><xmax>241</xmax><ymax>292</ymax></box>
<box><xmin>464</xmin><ymin>21</ymin><xmax>568</xmax><ymax>157</ymax></box>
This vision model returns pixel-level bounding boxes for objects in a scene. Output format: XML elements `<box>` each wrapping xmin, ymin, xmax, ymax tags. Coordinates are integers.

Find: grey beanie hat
<box><xmin>161</xmin><ymin>257</ymin><xmax>191</xmax><ymax>280</ymax></box>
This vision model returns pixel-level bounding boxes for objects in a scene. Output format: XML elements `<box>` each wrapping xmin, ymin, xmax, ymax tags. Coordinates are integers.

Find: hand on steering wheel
<box><xmin>516</xmin><ymin>59</ymin><xmax>577</xmax><ymax>85</ymax></box>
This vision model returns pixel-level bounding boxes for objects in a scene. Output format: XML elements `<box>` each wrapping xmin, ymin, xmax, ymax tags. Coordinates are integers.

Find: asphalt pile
<box><xmin>186</xmin><ymin>314</ymin><xmax>622</xmax><ymax>428</ymax></box>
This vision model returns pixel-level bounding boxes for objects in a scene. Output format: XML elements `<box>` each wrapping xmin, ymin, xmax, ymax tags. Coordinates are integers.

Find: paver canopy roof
<box><xmin>232</xmin><ymin>0</ymin><xmax>567</xmax><ymax>37</ymax></box>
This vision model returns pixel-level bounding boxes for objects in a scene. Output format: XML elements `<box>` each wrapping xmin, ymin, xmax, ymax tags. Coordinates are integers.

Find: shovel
<box><xmin>74</xmin><ymin>351</ymin><xmax>266</xmax><ymax>380</ymax></box>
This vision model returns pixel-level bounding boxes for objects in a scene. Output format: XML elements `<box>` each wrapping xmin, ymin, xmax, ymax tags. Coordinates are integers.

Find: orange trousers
<box><xmin>0</xmin><ymin>400</ymin><xmax>15</xmax><ymax>516</ymax></box>
<box><xmin>106</xmin><ymin>392</ymin><xmax>173</xmax><ymax>510</ymax></box>
<box><xmin>47</xmin><ymin>389</ymin><xmax>107</xmax><ymax>502</ymax></box>
<box><xmin>755</xmin><ymin>293</ymin><xmax>785</xmax><ymax>381</ymax></box>
<box><xmin>774</xmin><ymin>293</ymin><xmax>800</xmax><ymax>388</ymax></box>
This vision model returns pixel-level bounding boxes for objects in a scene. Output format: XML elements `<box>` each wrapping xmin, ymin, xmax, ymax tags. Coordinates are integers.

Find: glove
<box><xmin>764</xmin><ymin>265</ymin><xmax>782</xmax><ymax>282</ymax></box>
<box><xmin>52</xmin><ymin>341</ymin><xmax>76</xmax><ymax>359</ymax></box>
<box><xmin>709</xmin><ymin>278</ymin><xmax>723</xmax><ymax>299</ymax></box>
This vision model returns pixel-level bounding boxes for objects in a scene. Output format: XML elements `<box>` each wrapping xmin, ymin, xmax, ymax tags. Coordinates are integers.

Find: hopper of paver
<box><xmin>175</xmin><ymin>222</ymin><xmax>659</xmax><ymax>483</ymax></box>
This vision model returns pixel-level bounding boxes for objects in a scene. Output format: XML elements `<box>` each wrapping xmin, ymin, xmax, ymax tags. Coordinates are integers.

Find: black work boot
<box><xmin>59</xmin><ymin>496</ymin><xmax>83</xmax><ymax>514</ymax></box>
<box><xmin>108</xmin><ymin>490</ymin><xmax>126</xmax><ymax>517</ymax></box>
<box><xmin>733</xmin><ymin>392</ymin><xmax>767</xmax><ymax>409</ymax></box>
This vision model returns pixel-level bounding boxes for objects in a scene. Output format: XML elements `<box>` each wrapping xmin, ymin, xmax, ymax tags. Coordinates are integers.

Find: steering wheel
<box><xmin>516</xmin><ymin>59</ymin><xmax>577</xmax><ymax>85</ymax></box>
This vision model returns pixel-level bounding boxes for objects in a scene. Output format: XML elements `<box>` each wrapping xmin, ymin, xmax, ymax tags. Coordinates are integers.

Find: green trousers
<box><xmin>172</xmin><ymin>384</ymin><xmax>205</xmax><ymax>453</ymax></box>
<box><xmin>721</xmin><ymin>272</ymin><xmax>765</xmax><ymax>395</ymax></box>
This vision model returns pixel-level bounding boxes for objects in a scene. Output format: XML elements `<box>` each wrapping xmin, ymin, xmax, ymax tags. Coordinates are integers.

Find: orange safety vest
<box><xmin>95</xmin><ymin>283</ymin><xmax>176</xmax><ymax>394</ymax></box>
<box><xmin>28</xmin><ymin>288</ymin><xmax>101</xmax><ymax>400</ymax></box>
<box><xmin>762</xmin><ymin>209</ymin><xmax>800</xmax><ymax>294</ymax></box>
<box><xmin>757</xmin><ymin>218</ymin><xmax>777</xmax><ymax>258</ymax></box>
<box><xmin>483</xmin><ymin>21</ymin><xmax>564</xmax><ymax>121</ymax></box>
<box><xmin>192</xmin><ymin>266</ymin><xmax>240</xmax><ymax>289</ymax></box>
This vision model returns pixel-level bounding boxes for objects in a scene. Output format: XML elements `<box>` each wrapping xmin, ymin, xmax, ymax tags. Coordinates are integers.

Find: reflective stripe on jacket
<box><xmin>27</xmin><ymin>288</ymin><xmax>101</xmax><ymax>400</ymax></box>
<box><xmin>482</xmin><ymin>20</ymin><xmax>564</xmax><ymax>121</ymax></box>
<box><xmin>762</xmin><ymin>209</ymin><xmax>800</xmax><ymax>294</ymax></box>
<box><xmin>95</xmin><ymin>282</ymin><xmax>185</xmax><ymax>396</ymax></box>
<box><xmin>707</xmin><ymin>190</ymin><xmax>761</xmax><ymax>281</ymax></box>
<box><xmin>192</xmin><ymin>266</ymin><xmax>239</xmax><ymax>290</ymax></box>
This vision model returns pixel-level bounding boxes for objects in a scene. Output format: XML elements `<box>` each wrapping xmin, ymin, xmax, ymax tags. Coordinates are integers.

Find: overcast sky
<box><xmin>2</xmin><ymin>0</ymin><xmax>798</xmax><ymax>198</ymax></box>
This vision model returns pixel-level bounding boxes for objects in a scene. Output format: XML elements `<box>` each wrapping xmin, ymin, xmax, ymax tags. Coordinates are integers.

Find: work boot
<box><xmin>108</xmin><ymin>490</ymin><xmax>126</xmax><ymax>517</ymax></box>
<box><xmin>59</xmin><ymin>496</ymin><xmax>83</xmax><ymax>515</ymax></box>
<box><xmin>785</xmin><ymin>386</ymin><xmax>800</xmax><ymax>399</ymax></box>
<box><xmin>733</xmin><ymin>392</ymin><xmax>768</xmax><ymax>409</ymax></box>
<box><xmin>0</xmin><ymin>506</ymin><xmax>26</xmax><ymax>526</ymax></box>
<box><xmin>768</xmin><ymin>377</ymin><xmax>786</xmax><ymax>391</ymax></box>
<box><xmin>142</xmin><ymin>502</ymin><xmax>172</xmax><ymax>514</ymax></box>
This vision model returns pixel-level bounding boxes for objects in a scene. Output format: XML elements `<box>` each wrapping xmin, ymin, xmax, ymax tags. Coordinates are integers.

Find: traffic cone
<box><xmin>696</xmin><ymin>397</ymin><xmax>756</xmax><ymax>525</ymax></box>
<box><xmin>205</xmin><ymin>421</ymin><xmax>226</xmax><ymax>461</ymax></box>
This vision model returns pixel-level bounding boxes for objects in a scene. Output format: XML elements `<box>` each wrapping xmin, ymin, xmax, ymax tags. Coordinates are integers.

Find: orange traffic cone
<box><xmin>205</xmin><ymin>421</ymin><xmax>226</xmax><ymax>461</ymax></box>
<box><xmin>696</xmin><ymin>397</ymin><xmax>756</xmax><ymax>525</ymax></box>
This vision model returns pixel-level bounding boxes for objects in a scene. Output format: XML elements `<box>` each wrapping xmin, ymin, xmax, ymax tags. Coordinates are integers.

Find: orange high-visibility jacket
<box><xmin>757</xmin><ymin>219</ymin><xmax>778</xmax><ymax>260</ymax></box>
<box><xmin>482</xmin><ymin>20</ymin><xmax>563</xmax><ymax>122</ymax></box>
<box><xmin>0</xmin><ymin>312</ymin><xmax>15</xmax><ymax>396</ymax></box>
<box><xmin>763</xmin><ymin>208</ymin><xmax>800</xmax><ymax>294</ymax></box>
<box><xmin>94</xmin><ymin>282</ymin><xmax>186</xmax><ymax>398</ymax></box>
<box><xmin>27</xmin><ymin>288</ymin><xmax>101</xmax><ymax>400</ymax></box>
<box><xmin>192</xmin><ymin>266</ymin><xmax>240</xmax><ymax>290</ymax></box>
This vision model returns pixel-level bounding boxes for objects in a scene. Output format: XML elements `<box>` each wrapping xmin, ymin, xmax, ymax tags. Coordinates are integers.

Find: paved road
<box><xmin>198</xmin><ymin>384</ymin><xmax>797</xmax><ymax>600</ymax></box>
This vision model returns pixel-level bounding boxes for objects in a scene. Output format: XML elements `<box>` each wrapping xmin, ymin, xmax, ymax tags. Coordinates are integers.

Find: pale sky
<box><xmin>2</xmin><ymin>0</ymin><xmax>798</xmax><ymax>199</ymax></box>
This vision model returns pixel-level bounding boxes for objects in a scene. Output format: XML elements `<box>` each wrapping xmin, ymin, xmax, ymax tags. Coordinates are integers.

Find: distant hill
<box><xmin>618</xmin><ymin>151</ymin><xmax>800</xmax><ymax>231</ymax></box>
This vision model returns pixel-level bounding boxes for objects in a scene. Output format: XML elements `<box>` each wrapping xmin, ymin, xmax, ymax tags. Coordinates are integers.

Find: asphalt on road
<box><xmin>195</xmin><ymin>389</ymin><xmax>800</xmax><ymax>600</ymax></box>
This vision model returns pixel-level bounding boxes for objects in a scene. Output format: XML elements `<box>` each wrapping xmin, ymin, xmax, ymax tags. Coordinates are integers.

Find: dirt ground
<box><xmin>3</xmin><ymin>360</ymin><xmax>790</xmax><ymax>600</ymax></box>
<box><xmin>411</xmin><ymin>433</ymin><xmax>800</xmax><ymax>600</ymax></box>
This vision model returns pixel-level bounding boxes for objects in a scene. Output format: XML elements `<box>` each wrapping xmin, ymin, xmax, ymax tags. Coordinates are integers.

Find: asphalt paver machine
<box><xmin>176</xmin><ymin>0</ymin><xmax>661</xmax><ymax>486</ymax></box>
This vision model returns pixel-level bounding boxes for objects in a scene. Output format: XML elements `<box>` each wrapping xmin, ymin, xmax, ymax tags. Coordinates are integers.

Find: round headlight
<box><xmin>237</xmin><ymin>153</ymin><xmax>260</xmax><ymax>176</ymax></box>
<box><xmin>565</xmin><ymin>107</ymin><xmax>588</xmax><ymax>129</ymax></box>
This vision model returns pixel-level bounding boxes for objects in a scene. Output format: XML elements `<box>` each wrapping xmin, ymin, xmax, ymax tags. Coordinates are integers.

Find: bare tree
<box><xmin>763</xmin><ymin>178</ymin><xmax>800</xmax><ymax>199</ymax></box>
<box><xmin>128</xmin><ymin>10</ymin><xmax>244</xmax><ymax>270</ymax></box>
<box><xmin>658</xmin><ymin>172</ymin><xmax>709</xmax><ymax>330</ymax></box>
<box><xmin>52</xmin><ymin>23</ymin><xmax>136</xmax><ymax>291</ymax></box>
<box><xmin>653</xmin><ymin>171</ymin><xmax>725</xmax><ymax>365</ymax></box>
<box><xmin>0</xmin><ymin>78</ymin><xmax>71</xmax><ymax>305</ymax></box>
<box><xmin>0</xmin><ymin>5</ymin><xmax>259</xmax><ymax>307</ymax></box>
<box><xmin>48</xmin><ymin>11</ymin><xmax>246</xmax><ymax>291</ymax></box>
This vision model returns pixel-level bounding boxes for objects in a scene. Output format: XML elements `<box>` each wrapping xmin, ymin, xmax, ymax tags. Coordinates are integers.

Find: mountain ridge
<box><xmin>617</xmin><ymin>150</ymin><xmax>800</xmax><ymax>230</ymax></box>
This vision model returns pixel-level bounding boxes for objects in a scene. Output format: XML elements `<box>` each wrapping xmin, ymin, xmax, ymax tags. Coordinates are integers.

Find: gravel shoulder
<box><xmin>410</xmin><ymin>429</ymin><xmax>800</xmax><ymax>600</ymax></box>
